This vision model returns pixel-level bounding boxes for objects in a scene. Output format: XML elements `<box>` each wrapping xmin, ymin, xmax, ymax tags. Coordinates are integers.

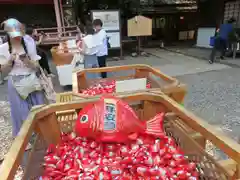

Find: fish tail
<box><xmin>145</xmin><ymin>113</ymin><xmax>165</xmax><ymax>137</ymax></box>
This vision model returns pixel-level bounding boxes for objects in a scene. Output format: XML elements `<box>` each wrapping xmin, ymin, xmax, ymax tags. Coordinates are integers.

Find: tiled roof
<box><xmin>140</xmin><ymin>0</ymin><xmax>197</xmax><ymax>5</ymax></box>
<box><xmin>155</xmin><ymin>0</ymin><xmax>196</xmax><ymax>4</ymax></box>
<box><xmin>137</xmin><ymin>0</ymin><xmax>198</xmax><ymax>13</ymax></box>
<box><xmin>138</xmin><ymin>5</ymin><xmax>197</xmax><ymax>13</ymax></box>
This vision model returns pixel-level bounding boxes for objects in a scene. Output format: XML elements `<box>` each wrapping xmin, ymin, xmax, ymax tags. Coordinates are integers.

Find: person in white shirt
<box><xmin>93</xmin><ymin>19</ymin><xmax>108</xmax><ymax>78</ymax></box>
<box><xmin>79</xmin><ymin>26</ymin><xmax>100</xmax><ymax>79</ymax></box>
<box><xmin>0</xmin><ymin>18</ymin><xmax>45</xmax><ymax>137</ymax></box>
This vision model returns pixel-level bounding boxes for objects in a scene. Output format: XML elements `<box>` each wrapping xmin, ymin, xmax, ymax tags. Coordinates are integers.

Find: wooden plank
<box><xmin>0</xmin><ymin>111</ymin><xmax>37</xmax><ymax>180</ymax></box>
<box><xmin>238</xmin><ymin>164</ymin><xmax>240</xmax><ymax>179</ymax></box>
<box><xmin>135</xmin><ymin>68</ymin><xmax>150</xmax><ymax>79</ymax></box>
<box><xmin>73</xmin><ymin>64</ymin><xmax>172</xmax><ymax>81</ymax></box>
<box><xmin>151</xmin><ymin>92</ymin><xmax>240</xmax><ymax>164</ymax></box>
<box><xmin>218</xmin><ymin>159</ymin><xmax>237</xmax><ymax>176</ymax></box>
<box><xmin>37</xmin><ymin>113</ymin><xmax>61</xmax><ymax>145</ymax></box>
<box><xmin>34</xmin><ymin>26</ymin><xmax>77</xmax><ymax>31</ymax></box>
<box><xmin>56</xmin><ymin>92</ymin><xmax>74</xmax><ymax>103</ymax></box>
<box><xmin>56</xmin><ymin>93</ymin><xmax>62</xmax><ymax>103</ymax></box>
<box><xmin>191</xmin><ymin>132</ymin><xmax>206</xmax><ymax>148</ymax></box>
<box><xmin>72</xmin><ymin>70</ymin><xmax>78</xmax><ymax>93</ymax></box>
<box><xmin>56</xmin><ymin>109</ymin><xmax>76</xmax><ymax>115</ymax></box>
<box><xmin>165</xmin><ymin>113</ymin><xmax>206</xmax><ymax>149</ymax></box>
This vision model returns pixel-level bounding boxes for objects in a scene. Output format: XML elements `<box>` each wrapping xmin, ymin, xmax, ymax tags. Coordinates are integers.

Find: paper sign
<box><xmin>56</xmin><ymin>64</ymin><xmax>84</xmax><ymax>86</ymax></box>
<box><xmin>56</xmin><ymin>64</ymin><xmax>73</xmax><ymax>86</ymax></box>
<box><xmin>92</xmin><ymin>11</ymin><xmax>120</xmax><ymax>31</ymax></box>
<box><xmin>116</xmin><ymin>78</ymin><xmax>147</xmax><ymax>93</ymax></box>
<box><xmin>106</xmin><ymin>32</ymin><xmax>121</xmax><ymax>48</ymax></box>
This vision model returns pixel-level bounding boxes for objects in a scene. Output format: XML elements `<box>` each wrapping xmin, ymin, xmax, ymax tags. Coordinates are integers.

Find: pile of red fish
<box><xmin>42</xmin><ymin>133</ymin><xmax>199</xmax><ymax>179</ymax></box>
<box><xmin>81</xmin><ymin>80</ymin><xmax>151</xmax><ymax>96</ymax></box>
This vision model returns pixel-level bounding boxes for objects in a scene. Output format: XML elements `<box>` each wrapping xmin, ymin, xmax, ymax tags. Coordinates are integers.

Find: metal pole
<box><xmin>53</xmin><ymin>0</ymin><xmax>62</xmax><ymax>34</ymax></box>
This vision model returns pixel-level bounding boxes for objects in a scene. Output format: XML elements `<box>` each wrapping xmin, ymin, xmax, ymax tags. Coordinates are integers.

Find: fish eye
<box><xmin>80</xmin><ymin>115</ymin><xmax>88</xmax><ymax>123</ymax></box>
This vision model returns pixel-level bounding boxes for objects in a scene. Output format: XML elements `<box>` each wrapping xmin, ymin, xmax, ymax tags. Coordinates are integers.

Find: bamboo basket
<box><xmin>1</xmin><ymin>92</ymin><xmax>240</xmax><ymax>180</ymax></box>
<box><xmin>50</xmin><ymin>46</ymin><xmax>74</xmax><ymax>66</ymax></box>
<box><xmin>72</xmin><ymin>64</ymin><xmax>187</xmax><ymax>103</ymax></box>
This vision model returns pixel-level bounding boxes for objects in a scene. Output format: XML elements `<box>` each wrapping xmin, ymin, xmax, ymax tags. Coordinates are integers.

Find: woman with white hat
<box><xmin>0</xmin><ymin>18</ymin><xmax>45</xmax><ymax>137</ymax></box>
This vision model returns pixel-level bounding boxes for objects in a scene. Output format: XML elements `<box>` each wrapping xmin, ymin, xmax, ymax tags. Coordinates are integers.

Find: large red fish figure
<box><xmin>75</xmin><ymin>95</ymin><xmax>165</xmax><ymax>143</ymax></box>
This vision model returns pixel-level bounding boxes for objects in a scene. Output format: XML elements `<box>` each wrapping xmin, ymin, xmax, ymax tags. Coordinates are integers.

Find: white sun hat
<box><xmin>2</xmin><ymin>18</ymin><xmax>23</xmax><ymax>38</ymax></box>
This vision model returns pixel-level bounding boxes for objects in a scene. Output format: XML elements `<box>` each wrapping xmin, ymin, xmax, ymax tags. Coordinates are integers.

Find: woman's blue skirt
<box><xmin>84</xmin><ymin>55</ymin><xmax>100</xmax><ymax>79</ymax></box>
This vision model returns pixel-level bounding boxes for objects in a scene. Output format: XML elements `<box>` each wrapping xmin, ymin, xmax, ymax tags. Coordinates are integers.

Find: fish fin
<box><xmin>128</xmin><ymin>133</ymin><xmax>138</xmax><ymax>140</ymax></box>
<box><xmin>145</xmin><ymin>113</ymin><xmax>165</xmax><ymax>137</ymax></box>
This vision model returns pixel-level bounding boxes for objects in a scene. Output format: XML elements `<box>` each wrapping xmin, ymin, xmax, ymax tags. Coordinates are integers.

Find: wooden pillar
<box><xmin>59</xmin><ymin>0</ymin><xmax>65</xmax><ymax>34</ymax></box>
<box><xmin>53</xmin><ymin>0</ymin><xmax>62</xmax><ymax>32</ymax></box>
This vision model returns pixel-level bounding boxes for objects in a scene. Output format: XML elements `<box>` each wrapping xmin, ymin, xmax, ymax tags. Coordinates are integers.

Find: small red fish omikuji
<box><xmin>75</xmin><ymin>95</ymin><xmax>165</xmax><ymax>143</ymax></box>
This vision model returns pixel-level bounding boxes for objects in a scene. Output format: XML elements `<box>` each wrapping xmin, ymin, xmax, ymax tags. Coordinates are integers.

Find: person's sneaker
<box><xmin>209</xmin><ymin>59</ymin><xmax>213</xmax><ymax>64</ymax></box>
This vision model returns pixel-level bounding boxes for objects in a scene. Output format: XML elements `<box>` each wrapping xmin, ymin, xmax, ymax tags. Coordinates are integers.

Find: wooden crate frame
<box><xmin>51</xmin><ymin>46</ymin><xmax>74</xmax><ymax>66</ymax></box>
<box><xmin>34</xmin><ymin>26</ymin><xmax>78</xmax><ymax>46</ymax></box>
<box><xmin>1</xmin><ymin>92</ymin><xmax>240</xmax><ymax>179</ymax></box>
<box><xmin>72</xmin><ymin>64</ymin><xmax>187</xmax><ymax>103</ymax></box>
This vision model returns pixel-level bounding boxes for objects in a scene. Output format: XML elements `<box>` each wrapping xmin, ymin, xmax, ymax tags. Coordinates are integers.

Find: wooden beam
<box><xmin>53</xmin><ymin>0</ymin><xmax>62</xmax><ymax>32</ymax></box>
<box><xmin>218</xmin><ymin>159</ymin><xmax>237</xmax><ymax>176</ymax></box>
<box><xmin>0</xmin><ymin>112</ymin><xmax>37</xmax><ymax>180</ymax></box>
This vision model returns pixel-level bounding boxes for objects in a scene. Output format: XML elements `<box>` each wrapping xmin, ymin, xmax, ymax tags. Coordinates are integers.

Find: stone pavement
<box><xmin>141</xmin><ymin>49</ymin><xmax>230</xmax><ymax>76</ymax></box>
<box><xmin>155</xmin><ymin>46</ymin><xmax>240</xmax><ymax>68</ymax></box>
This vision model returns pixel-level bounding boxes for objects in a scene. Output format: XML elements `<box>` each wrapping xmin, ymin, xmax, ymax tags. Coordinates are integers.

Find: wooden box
<box><xmin>1</xmin><ymin>92</ymin><xmax>240</xmax><ymax>179</ymax></box>
<box><xmin>50</xmin><ymin>46</ymin><xmax>74</xmax><ymax>66</ymax></box>
<box><xmin>72</xmin><ymin>64</ymin><xmax>187</xmax><ymax>103</ymax></box>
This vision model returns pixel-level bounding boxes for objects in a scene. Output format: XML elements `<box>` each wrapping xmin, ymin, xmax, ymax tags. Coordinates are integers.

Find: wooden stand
<box><xmin>128</xmin><ymin>15</ymin><xmax>152</xmax><ymax>56</ymax></box>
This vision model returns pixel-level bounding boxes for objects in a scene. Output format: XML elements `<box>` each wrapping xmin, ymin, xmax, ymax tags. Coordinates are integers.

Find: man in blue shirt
<box><xmin>209</xmin><ymin>18</ymin><xmax>236</xmax><ymax>64</ymax></box>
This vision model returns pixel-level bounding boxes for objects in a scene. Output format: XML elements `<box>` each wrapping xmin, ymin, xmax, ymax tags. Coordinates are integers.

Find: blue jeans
<box><xmin>210</xmin><ymin>38</ymin><xmax>227</xmax><ymax>62</ymax></box>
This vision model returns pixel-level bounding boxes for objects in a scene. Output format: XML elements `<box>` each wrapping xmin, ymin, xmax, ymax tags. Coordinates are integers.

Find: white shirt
<box><xmin>82</xmin><ymin>34</ymin><xmax>102</xmax><ymax>55</ymax></box>
<box><xmin>95</xmin><ymin>29</ymin><xmax>108</xmax><ymax>57</ymax></box>
<box><xmin>0</xmin><ymin>35</ymin><xmax>41</xmax><ymax>75</ymax></box>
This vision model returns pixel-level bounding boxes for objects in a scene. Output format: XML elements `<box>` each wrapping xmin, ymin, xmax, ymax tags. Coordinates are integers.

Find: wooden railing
<box><xmin>34</xmin><ymin>26</ymin><xmax>78</xmax><ymax>45</ymax></box>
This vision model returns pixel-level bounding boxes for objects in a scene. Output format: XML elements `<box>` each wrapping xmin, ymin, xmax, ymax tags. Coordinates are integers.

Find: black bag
<box><xmin>37</xmin><ymin>47</ymin><xmax>51</xmax><ymax>74</ymax></box>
